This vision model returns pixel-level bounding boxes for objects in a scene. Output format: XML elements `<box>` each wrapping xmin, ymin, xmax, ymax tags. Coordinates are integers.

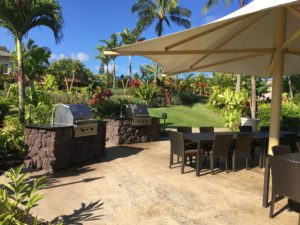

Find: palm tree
<box><xmin>0</xmin><ymin>0</ymin><xmax>63</xmax><ymax>124</ymax></box>
<box><xmin>96</xmin><ymin>45</ymin><xmax>111</xmax><ymax>88</ymax></box>
<box><xmin>99</xmin><ymin>34</ymin><xmax>120</xmax><ymax>89</ymax></box>
<box><xmin>132</xmin><ymin>0</ymin><xmax>191</xmax><ymax>84</ymax></box>
<box><xmin>118</xmin><ymin>27</ymin><xmax>145</xmax><ymax>78</ymax></box>
<box><xmin>202</xmin><ymin>0</ymin><xmax>249</xmax><ymax>14</ymax></box>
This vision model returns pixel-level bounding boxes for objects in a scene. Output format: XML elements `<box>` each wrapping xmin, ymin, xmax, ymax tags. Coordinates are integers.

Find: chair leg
<box><xmin>269</xmin><ymin>193</ymin><xmax>276</xmax><ymax>218</ymax></box>
<box><xmin>232</xmin><ymin>154</ymin><xmax>236</xmax><ymax>172</ymax></box>
<box><xmin>225</xmin><ymin>159</ymin><xmax>228</xmax><ymax>173</ymax></box>
<box><xmin>210</xmin><ymin>155</ymin><xmax>214</xmax><ymax>175</ymax></box>
<box><xmin>177</xmin><ymin>155</ymin><xmax>180</xmax><ymax>163</ymax></box>
<box><xmin>169</xmin><ymin>153</ymin><xmax>173</xmax><ymax>168</ymax></box>
<box><xmin>196</xmin><ymin>151</ymin><xmax>201</xmax><ymax>176</ymax></box>
<box><xmin>246</xmin><ymin>157</ymin><xmax>249</xmax><ymax>170</ymax></box>
<box><xmin>181</xmin><ymin>156</ymin><xmax>185</xmax><ymax>174</ymax></box>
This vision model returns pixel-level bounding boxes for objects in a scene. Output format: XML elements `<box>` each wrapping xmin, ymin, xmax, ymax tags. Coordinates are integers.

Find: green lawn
<box><xmin>149</xmin><ymin>103</ymin><xmax>225</xmax><ymax>128</ymax></box>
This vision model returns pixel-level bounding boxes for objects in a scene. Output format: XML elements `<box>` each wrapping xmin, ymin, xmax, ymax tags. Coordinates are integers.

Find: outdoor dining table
<box><xmin>262</xmin><ymin>152</ymin><xmax>300</xmax><ymax>208</ymax></box>
<box><xmin>184</xmin><ymin>131</ymin><xmax>294</xmax><ymax>169</ymax></box>
<box><xmin>184</xmin><ymin>131</ymin><xmax>268</xmax><ymax>168</ymax></box>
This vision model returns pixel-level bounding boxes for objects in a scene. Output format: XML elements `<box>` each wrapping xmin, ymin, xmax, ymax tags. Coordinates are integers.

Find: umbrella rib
<box><xmin>189</xmin><ymin>11</ymin><xmax>270</xmax><ymax>70</ymax></box>
<box><xmin>287</xmin><ymin>6</ymin><xmax>300</xmax><ymax>21</ymax></box>
<box><xmin>165</xmin><ymin>13</ymin><xmax>253</xmax><ymax>51</ymax></box>
<box><xmin>105</xmin><ymin>48</ymin><xmax>272</xmax><ymax>56</ymax></box>
<box><xmin>281</xmin><ymin>27</ymin><xmax>300</xmax><ymax>50</ymax></box>
<box><xmin>168</xmin><ymin>52</ymin><xmax>271</xmax><ymax>75</ymax></box>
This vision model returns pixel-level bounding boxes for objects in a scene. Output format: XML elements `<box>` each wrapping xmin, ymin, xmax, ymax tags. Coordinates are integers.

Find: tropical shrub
<box><xmin>0</xmin><ymin>98</ymin><xmax>10</xmax><ymax>125</ymax></box>
<box><xmin>89</xmin><ymin>94</ymin><xmax>143</xmax><ymax>119</ymax></box>
<box><xmin>0</xmin><ymin>165</ymin><xmax>63</xmax><ymax>225</ymax></box>
<box><xmin>0</xmin><ymin>117</ymin><xmax>24</xmax><ymax>154</ymax></box>
<box><xmin>133</xmin><ymin>83</ymin><xmax>159</xmax><ymax>104</ymax></box>
<box><xmin>257</xmin><ymin>101</ymin><xmax>300</xmax><ymax>131</ymax></box>
<box><xmin>217</xmin><ymin>88</ymin><xmax>248</xmax><ymax>131</ymax></box>
<box><xmin>171</xmin><ymin>92</ymin><xmax>207</xmax><ymax>105</ymax></box>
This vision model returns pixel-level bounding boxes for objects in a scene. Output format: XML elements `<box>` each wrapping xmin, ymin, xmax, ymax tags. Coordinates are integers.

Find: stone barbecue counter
<box><xmin>24</xmin><ymin>123</ymin><xmax>106</xmax><ymax>172</ymax></box>
<box><xmin>106</xmin><ymin>117</ymin><xmax>160</xmax><ymax>144</ymax></box>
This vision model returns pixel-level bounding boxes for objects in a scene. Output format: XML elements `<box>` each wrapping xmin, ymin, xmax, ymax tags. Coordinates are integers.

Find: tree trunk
<box><xmin>113</xmin><ymin>59</ymin><xmax>116</xmax><ymax>89</ymax></box>
<box><xmin>16</xmin><ymin>37</ymin><xmax>25</xmax><ymax>124</ymax></box>
<box><xmin>288</xmin><ymin>76</ymin><xmax>293</xmax><ymax>98</ymax></box>
<box><xmin>236</xmin><ymin>74</ymin><xmax>241</xmax><ymax>92</ymax></box>
<box><xmin>106</xmin><ymin>65</ymin><xmax>109</xmax><ymax>88</ymax></box>
<box><xmin>64</xmin><ymin>77</ymin><xmax>69</xmax><ymax>90</ymax></box>
<box><xmin>154</xmin><ymin>63</ymin><xmax>158</xmax><ymax>86</ymax></box>
<box><xmin>70</xmin><ymin>70</ymin><xmax>75</xmax><ymax>90</ymax></box>
<box><xmin>129</xmin><ymin>56</ymin><xmax>132</xmax><ymax>78</ymax></box>
<box><xmin>251</xmin><ymin>75</ymin><xmax>257</xmax><ymax>119</ymax></box>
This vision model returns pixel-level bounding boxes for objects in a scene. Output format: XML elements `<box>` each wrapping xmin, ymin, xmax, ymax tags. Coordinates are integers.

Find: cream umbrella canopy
<box><xmin>106</xmin><ymin>0</ymin><xmax>300</xmax><ymax>154</ymax></box>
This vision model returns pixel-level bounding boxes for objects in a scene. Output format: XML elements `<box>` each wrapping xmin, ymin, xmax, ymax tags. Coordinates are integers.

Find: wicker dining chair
<box><xmin>232</xmin><ymin>134</ymin><xmax>253</xmax><ymax>171</ymax></box>
<box><xmin>271</xmin><ymin>145</ymin><xmax>292</xmax><ymax>156</ymax></box>
<box><xmin>269</xmin><ymin>156</ymin><xmax>300</xmax><ymax>219</ymax></box>
<box><xmin>281</xmin><ymin>133</ymin><xmax>299</xmax><ymax>153</ymax></box>
<box><xmin>199</xmin><ymin>126</ymin><xmax>214</xmax><ymax>133</ymax></box>
<box><xmin>260</xmin><ymin>126</ymin><xmax>270</xmax><ymax>132</ymax></box>
<box><xmin>168</xmin><ymin>131</ymin><xmax>198</xmax><ymax>174</ymax></box>
<box><xmin>239</xmin><ymin>125</ymin><xmax>253</xmax><ymax>132</ymax></box>
<box><xmin>205</xmin><ymin>134</ymin><xmax>234</xmax><ymax>174</ymax></box>
<box><xmin>177</xmin><ymin>126</ymin><xmax>192</xmax><ymax>133</ymax></box>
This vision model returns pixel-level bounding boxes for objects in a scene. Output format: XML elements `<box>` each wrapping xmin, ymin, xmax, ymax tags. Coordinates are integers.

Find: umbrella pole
<box><xmin>268</xmin><ymin>8</ymin><xmax>287</xmax><ymax>155</ymax></box>
<box><xmin>263</xmin><ymin>8</ymin><xmax>287</xmax><ymax>208</ymax></box>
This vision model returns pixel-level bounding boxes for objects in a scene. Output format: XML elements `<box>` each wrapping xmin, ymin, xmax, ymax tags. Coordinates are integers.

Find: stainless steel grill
<box><xmin>121</xmin><ymin>104</ymin><xmax>152</xmax><ymax>126</ymax></box>
<box><xmin>52</xmin><ymin>104</ymin><xmax>98</xmax><ymax>137</ymax></box>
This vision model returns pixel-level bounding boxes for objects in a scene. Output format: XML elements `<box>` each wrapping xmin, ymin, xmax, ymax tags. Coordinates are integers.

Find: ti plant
<box><xmin>0</xmin><ymin>165</ymin><xmax>60</xmax><ymax>225</ymax></box>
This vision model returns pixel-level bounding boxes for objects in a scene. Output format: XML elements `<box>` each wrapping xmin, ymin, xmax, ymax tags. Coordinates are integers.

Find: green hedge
<box><xmin>257</xmin><ymin>101</ymin><xmax>300</xmax><ymax>131</ymax></box>
<box><xmin>0</xmin><ymin>98</ymin><xmax>10</xmax><ymax>125</ymax></box>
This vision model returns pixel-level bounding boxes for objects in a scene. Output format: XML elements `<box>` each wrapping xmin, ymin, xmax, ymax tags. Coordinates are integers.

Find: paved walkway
<box><xmin>5</xmin><ymin>138</ymin><xmax>299</xmax><ymax>225</ymax></box>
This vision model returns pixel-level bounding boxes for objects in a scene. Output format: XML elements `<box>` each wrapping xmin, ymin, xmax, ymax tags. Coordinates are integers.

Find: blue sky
<box><xmin>0</xmin><ymin>0</ymin><xmax>244</xmax><ymax>76</ymax></box>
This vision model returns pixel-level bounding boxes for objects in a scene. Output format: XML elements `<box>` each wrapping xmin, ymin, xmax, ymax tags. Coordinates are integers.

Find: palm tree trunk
<box><xmin>70</xmin><ymin>70</ymin><xmax>75</xmax><ymax>90</ymax></box>
<box><xmin>154</xmin><ymin>63</ymin><xmax>158</xmax><ymax>86</ymax></box>
<box><xmin>16</xmin><ymin>37</ymin><xmax>25</xmax><ymax>124</ymax></box>
<box><xmin>129</xmin><ymin>56</ymin><xmax>132</xmax><ymax>78</ymax></box>
<box><xmin>113</xmin><ymin>59</ymin><xmax>116</xmax><ymax>89</ymax></box>
<box><xmin>106</xmin><ymin>65</ymin><xmax>109</xmax><ymax>88</ymax></box>
<box><xmin>288</xmin><ymin>76</ymin><xmax>293</xmax><ymax>98</ymax></box>
<box><xmin>251</xmin><ymin>75</ymin><xmax>256</xmax><ymax>119</ymax></box>
<box><xmin>236</xmin><ymin>74</ymin><xmax>241</xmax><ymax>92</ymax></box>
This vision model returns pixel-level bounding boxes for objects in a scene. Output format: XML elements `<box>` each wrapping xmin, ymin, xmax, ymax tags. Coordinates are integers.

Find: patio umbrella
<box><xmin>106</xmin><ymin>0</ymin><xmax>300</xmax><ymax>154</ymax></box>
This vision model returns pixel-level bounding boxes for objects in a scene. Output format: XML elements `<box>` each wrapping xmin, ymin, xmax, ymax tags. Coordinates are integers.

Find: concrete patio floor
<box><xmin>15</xmin><ymin>138</ymin><xmax>300</xmax><ymax>224</ymax></box>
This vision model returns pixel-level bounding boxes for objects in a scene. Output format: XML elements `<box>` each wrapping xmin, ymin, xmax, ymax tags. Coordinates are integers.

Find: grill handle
<box><xmin>120</xmin><ymin>104</ymin><xmax>129</xmax><ymax>118</ymax></box>
<box><xmin>51</xmin><ymin>103</ymin><xmax>69</xmax><ymax>125</ymax></box>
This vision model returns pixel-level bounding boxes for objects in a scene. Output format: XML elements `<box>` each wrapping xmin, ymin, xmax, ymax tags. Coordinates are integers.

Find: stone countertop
<box><xmin>24</xmin><ymin>124</ymin><xmax>73</xmax><ymax>130</ymax></box>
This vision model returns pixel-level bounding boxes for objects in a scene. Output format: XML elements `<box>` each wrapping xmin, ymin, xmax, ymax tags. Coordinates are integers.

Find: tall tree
<box><xmin>132</xmin><ymin>0</ymin><xmax>191</xmax><ymax>85</ymax></box>
<box><xmin>22</xmin><ymin>39</ymin><xmax>51</xmax><ymax>80</ymax></box>
<box><xmin>0</xmin><ymin>0</ymin><xmax>63</xmax><ymax>124</ymax></box>
<box><xmin>96</xmin><ymin>45</ymin><xmax>111</xmax><ymax>88</ymax></box>
<box><xmin>118</xmin><ymin>27</ymin><xmax>145</xmax><ymax>78</ymax></box>
<box><xmin>99</xmin><ymin>34</ymin><xmax>120</xmax><ymax>89</ymax></box>
<box><xmin>202</xmin><ymin>0</ymin><xmax>249</xmax><ymax>13</ymax></box>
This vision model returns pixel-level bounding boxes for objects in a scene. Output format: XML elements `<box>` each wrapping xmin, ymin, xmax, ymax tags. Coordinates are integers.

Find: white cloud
<box><xmin>70</xmin><ymin>52</ymin><xmax>89</xmax><ymax>62</ymax></box>
<box><xmin>50</xmin><ymin>52</ymin><xmax>89</xmax><ymax>62</ymax></box>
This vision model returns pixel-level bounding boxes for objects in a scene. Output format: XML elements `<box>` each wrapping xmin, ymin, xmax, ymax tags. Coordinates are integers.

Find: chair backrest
<box><xmin>199</xmin><ymin>126</ymin><xmax>214</xmax><ymax>133</ymax></box>
<box><xmin>177</xmin><ymin>126</ymin><xmax>192</xmax><ymax>133</ymax></box>
<box><xmin>269</xmin><ymin>156</ymin><xmax>300</xmax><ymax>202</ymax></box>
<box><xmin>234</xmin><ymin>134</ymin><xmax>253</xmax><ymax>156</ymax></box>
<box><xmin>168</xmin><ymin>131</ymin><xmax>185</xmax><ymax>156</ymax></box>
<box><xmin>272</xmin><ymin>145</ymin><xmax>292</xmax><ymax>156</ymax></box>
<box><xmin>281</xmin><ymin>133</ymin><xmax>298</xmax><ymax>153</ymax></box>
<box><xmin>260</xmin><ymin>126</ymin><xmax>270</xmax><ymax>132</ymax></box>
<box><xmin>212</xmin><ymin>134</ymin><xmax>233</xmax><ymax>158</ymax></box>
<box><xmin>239</xmin><ymin>126</ymin><xmax>253</xmax><ymax>132</ymax></box>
